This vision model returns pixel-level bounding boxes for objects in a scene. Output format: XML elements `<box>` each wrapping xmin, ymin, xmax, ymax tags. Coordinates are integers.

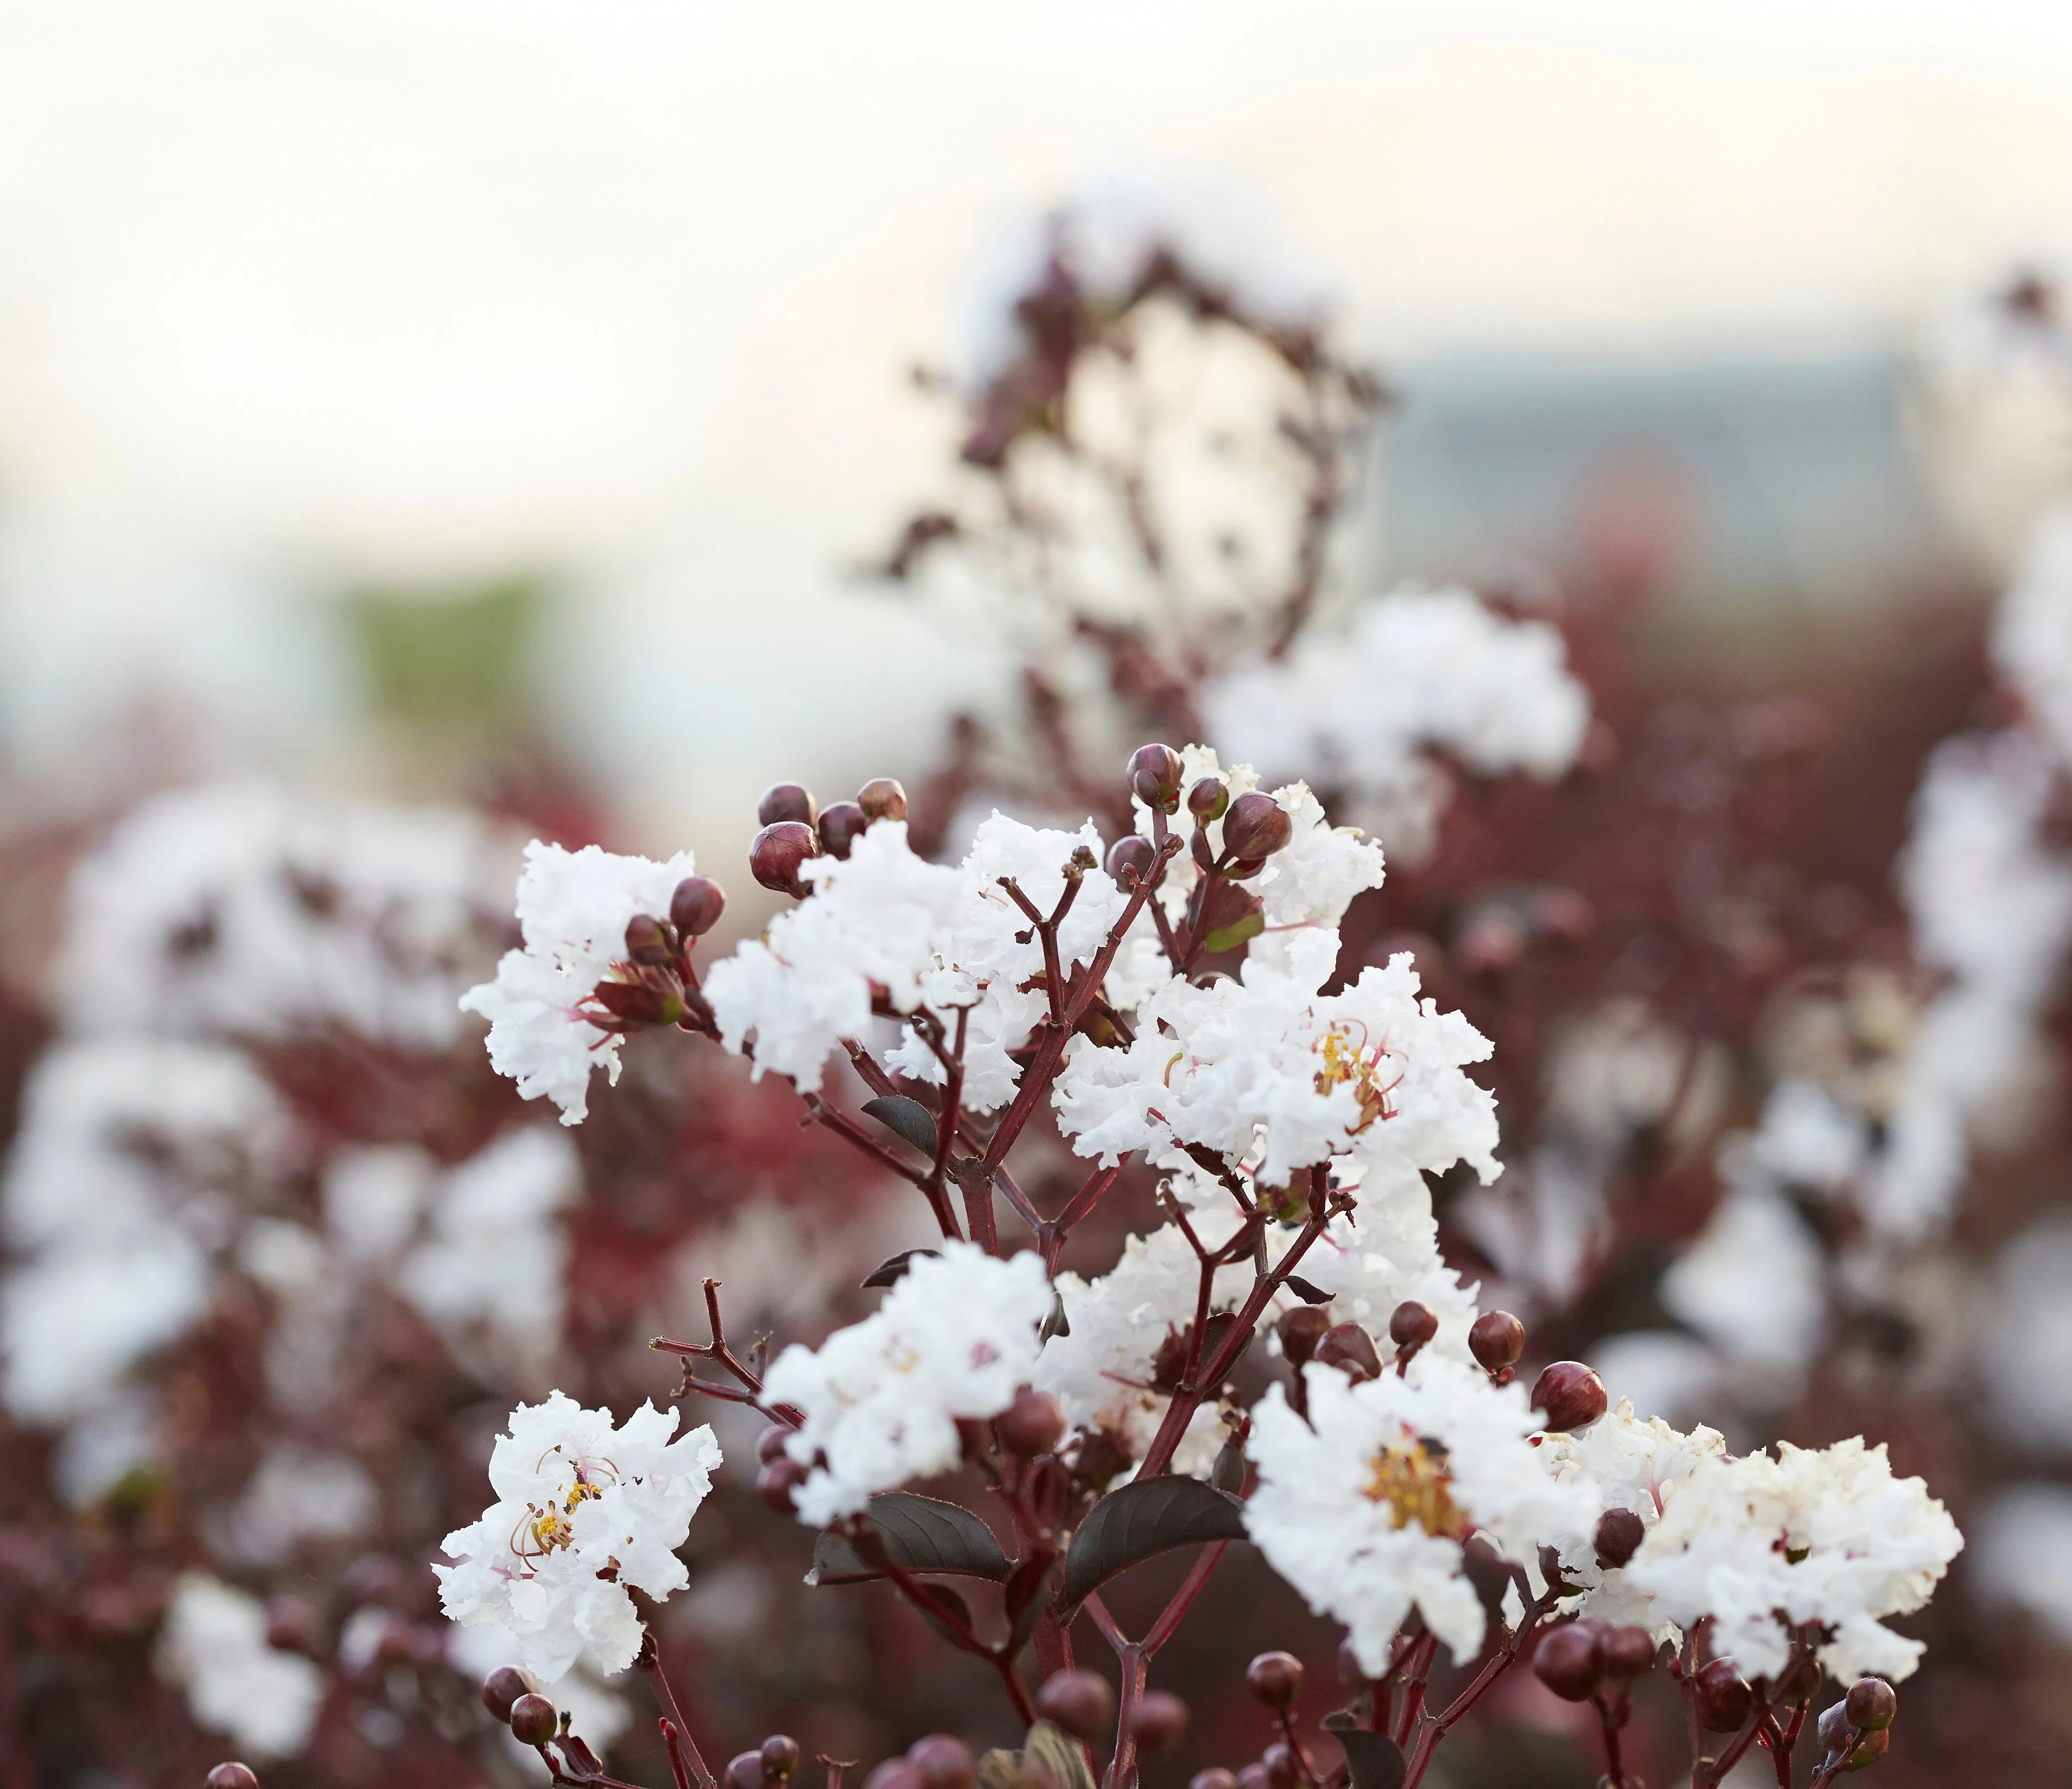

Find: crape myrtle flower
<box><xmin>1243</xmin><ymin>1354</ymin><xmax>1597</xmax><ymax>1671</ymax></box>
<box><xmin>157</xmin><ymin>1573</ymin><xmax>325</xmax><ymax>1761</ymax></box>
<box><xmin>1626</xmin><ymin>1437</ymin><xmax>1963</xmax><ymax>1684</ymax></box>
<box><xmin>764</xmin><ymin>1241</ymin><xmax>1051</xmax><ymax>1524</ymax></box>
<box><xmin>436</xmin><ymin>1392</ymin><xmax>721</xmax><ymax>1679</ymax></box>
<box><xmin>461</xmin><ymin>841</ymin><xmax>701</xmax><ymax>1124</ymax></box>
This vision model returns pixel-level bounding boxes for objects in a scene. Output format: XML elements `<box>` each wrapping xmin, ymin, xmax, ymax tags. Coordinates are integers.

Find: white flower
<box><xmin>157</xmin><ymin>1573</ymin><xmax>325</xmax><ymax>1760</ymax></box>
<box><xmin>1245</xmin><ymin>1356</ymin><xmax>1598</xmax><ymax>1670</ymax></box>
<box><xmin>1626</xmin><ymin>1438</ymin><xmax>1963</xmax><ymax>1684</ymax></box>
<box><xmin>462</xmin><ymin>840</ymin><xmax>700</xmax><ymax>1124</ymax></box>
<box><xmin>1979</xmin><ymin>1211</ymin><xmax>2072</xmax><ymax>1454</ymax></box>
<box><xmin>763</xmin><ymin>1242</ymin><xmax>1052</xmax><ymax>1524</ymax></box>
<box><xmin>436</xmin><ymin>1392</ymin><xmax>721</xmax><ymax>1679</ymax></box>
<box><xmin>1996</xmin><ymin>503</ymin><xmax>2072</xmax><ymax>763</ymax></box>
<box><xmin>1055</xmin><ymin>924</ymin><xmax>1497</xmax><ymax>1190</ymax></box>
<box><xmin>1966</xmin><ymin>1481</ymin><xmax>2072</xmax><ymax>1646</ymax></box>
<box><xmin>1659</xmin><ymin>1168</ymin><xmax>1826</xmax><ymax>1404</ymax></box>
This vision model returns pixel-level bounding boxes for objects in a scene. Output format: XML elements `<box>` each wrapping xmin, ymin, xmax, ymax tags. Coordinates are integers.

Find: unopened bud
<box><xmin>205</xmin><ymin>1768</ymin><xmax>260</xmax><ymax>1789</ymax></box>
<box><xmin>751</xmin><ymin>821</ymin><xmax>820</xmax><ymax>896</ymax></box>
<box><xmin>758</xmin><ymin>783</ymin><xmax>817</xmax><ymax>827</ymax></box>
<box><xmin>756</xmin><ymin>1454</ymin><xmax>808</xmax><ymax>1515</ymax></box>
<box><xmin>1128</xmin><ymin>744</ymin><xmax>1185</xmax><ymax>811</ymax></box>
<box><xmin>264</xmin><ymin>1596</ymin><xmax>319</xmax><ymax>1655</ymax></box>
<box><xmin>905</xmin><ymin>1735</ymin><xmax>973</xmax><ymax>1789</ymax></box>
<box><xmin>1067</xmin><ymin>1427</ymin><xmax>1130</xmax><ymax>1493</ymax></box>
<box><xmin>1695</xmin><ymin>1659</ymin><xmax>1753</xmax><ymax>1732</ymax></box>
<box><xmin>1190</xmin><ymin>1772</ymin><xmax>1238</xmax><ymax>1789</ymax></box>
<box><xmin>996</xmin><ymin>1386</ymin><xmax>1066</xmax><ymax>1458</ymax></box>
<box><xmin>1601</xmin><ymin>1626</ymin><xmax>1657</xmax><ymax>1679</ymax></box>
<box><xmin>1276</xmin><ymin>1305</ymin><xmax>1331</xmax><ymax>1368</ymax></box>
<box><xmin>508</xmin><ymin>1692</ymin><xmax>560</xmax><ymax>1746</ymax></box>
<box><xmin>1845</xmin><ymin>1728</ymin><xmax>1891</xmax><ymax>1772</ymax></box>
<box><xmin>1532</xmin><ymin>1623</ymin><xmax>1604</xmax><ymax>1701</ymax></box>
<box><xmin>729</xmin><ymin>1752</ymin><xmax>765</xmax><ymax>1789</ymax></box>
<box><xmin>1106</xmin><ymin>835</ymin><xmax>1158</xmax><ymax>887</ymax></box>
<box><xmin>1594</xmin><ymin>1508</ymin><xmax>1645</xmax><ymax>1570</ymax></box>
<box><xmin>671</xmin><ymin>876</ymin><xmax>727</xmax><ymax>938</ymax></box>
<box><xmin>1234</xmin><ymin>1768</ymin><xmax>1270</xmax><ymax>1789</ymax></box>
<box><xmin>1845</xmin><ymin>1679</ymin><xmax>1897</xmax><ymax>1732</ymax></box>
<box><xmin>481</xmin><ymin>1664</ymin><xmax>542</xmax><ymax>1722</ymax></box>
<box><xmin>625</xmin><ymin>912</ymin><xmax>675</xmax><ymax>966</ymax></box>
<box><xmin>1187</xmin><ymin>778</ymin><xmax>1229</xmax><ymax>823</ymax></box>
<box><xmin>1261</xmin><ymin>1742</ymin><xmax>1299</xmax><ymax>1789</ymax></box>
<box><xmin>1036</xmin><ymin>1668</ymin><xmax>1116</xmax><ymax>1740</ymax></box>
<box><xmin>762</xmin><ymin>1736</ymin><xmax>803</xmax><ymax>1781</ymax></box>
<box><xmin>1388</xmin><ymin>1300</ymin><xmax>1439</xmax><ymax>1349</ymax></box>
<box><xmin>1531</xmin><ymin>1361</ymin><xmax>1608</xmax><ymax>1433</ymax></box>
<box><xmin>1127</xmin><ymin>1690</ymin><xmax>1189</xmax><ymax>1752</ymax></box>
<box><xmin>1776</xmin><ymin>1653</ymin><xmax>1823</xmax><ymax>1705</ymax></box>
<box><xmin>863</xmin><ymin>1764</ymin><xmax>922</xmax><ymax>1789</ymax></box>
<box><xmin>1468</xmin><ymin>1310</ymin><xmax>1525</xmax><ymax>1375</ymax></box>
<box><xmin>756</xmin><ymin>1424</ymin><xmax>794</xmax><ymax>1464</ymax></box>
<box><xmin>1221</xmin><ymin>792</ymin><xmax>1292</xmax><ymax>861</ymax></box>
<box><xmin>819</xmin><ymin>801</ymin><xmax>870</xmax><ymax>860</ymax></box>
<box><xmin>1245</xmin><ymin>1650</ymin><xmax>1303</xmax><ymax>1711</ymax></box>
<box><xmin>1312</xmin><ymin>1322</ymin><xmax>1382</xmax><ymax>1382</ymax></box>
<box><xmin>857</xmin><ymin>778</ymin><xmax>909</xmax><ymax>822</ymax></box>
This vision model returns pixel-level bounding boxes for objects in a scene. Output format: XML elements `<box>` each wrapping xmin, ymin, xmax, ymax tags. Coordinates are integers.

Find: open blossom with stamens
<box><xmin>764</xmin><ymin>1242</ymin><xmax>1052</xmax><ymax>1524</ymax></box>
<box><xmin>1625</xmin><ymin>1437</ymin><xmax>1963</xmax><ymax>1683</ymax></box>
<box><xmin>435</xmin><ymin>1392</ymin><xmax>721</xmax><ymax>1679</ymax></box>
<box><xmin>461</xmin><ymin>842</ymin><xmax>701</xmax><ymax>1124</ymax></box>
<box><xmin>1245</xmin><ymin>1355</ymin><xmax>1597</xmax><ymax>1670</ymax></box>
<box><xmin>1055</xmin><ymin>925</ymin><xmax>1498</xmax><ymax>1189</ymax></box>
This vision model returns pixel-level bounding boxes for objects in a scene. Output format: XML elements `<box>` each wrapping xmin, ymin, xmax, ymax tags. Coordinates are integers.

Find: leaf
<box><xmin>913</xmin><ymin>1582</ymin><xmax>974</xmax><ymax>1649</ymax></box>
<box><xmin>862</xmin><ymin>1248</ymin><xmax>940</xmax><ymax>1289</ymax></box>
<box><xmin>1282</xmin><ymin>1275</ymin><xmax>1332</xmax><ymax>1305</ymax></box>
<box><xmin>1202</xmin><ymin>906</ymin><xmax>1266</xmax><ymax>955</ymax></box>
<box><xmin>1322</xmin><ymin>1715</ymin><xmax>1407</xmax><ymax>1789</ymax></box>
<box><xmin>1060</xmin><ymin>1475</ymin><xmax>1248</xmax><ymax>1606</ymax></box>
<box><xmin>1040</xmin><ymin>1287</ymin><xmax>1071</xmax><ymax>1342</ymax></box>
<box><xmin>1198</xmin><ymin>880</ymin><xmax>1267</xmax><ymax>956</ymax></box>
<box><xmin>862</xmin><ymin>1094</ymin><xmax>938</xmax><ymax>1157</ymax></box>
<box><xmin>806</xmin><ymin>1492</ymin><xmax>1011</xmax><ymax>1586</ymax></box>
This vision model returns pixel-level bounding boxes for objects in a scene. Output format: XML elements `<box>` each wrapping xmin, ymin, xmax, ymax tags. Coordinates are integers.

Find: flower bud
<box><xmin>857</xmin><ymin>778</ymin><xmax>909</xmax><ymax>822</ymax></box>
<box><xmin>906</xmin><ymin>1735</ymin><xmax>973</xmax><ymax>1789</ymax></box>
<box><xmin>1129</xmin><ymin>744</ymin><xmax>1185</xmax><ymax>811</ymax></box>
<box><xmin>481</xmin><ymin>1664</ymin><xmax>542</xmax><ymax>1722</ymax></box>
<box><xmin>729</xmin><ymin>1752</ymin><xmax>766</xmax><ymax>1789</ymax></box>
<box><xmin>1036</xmin><ymin>1668</ymin><xmax>1116</xmax><ymax>1740</ymax></box>
<box><xmin>1187</xmin><ymin>778</ymin><xmax>1229</xmax><ymax>823</ymax></box>
<box><xmin>1106</xmin><ymin>835</ymin><xmax>1158</xmax><ymax>887</ymax></box>
<box><xmin>206</xmin><ymin>1768</ymin><xmax>260</xmax><ymax>1789</ymax></box>
<box><xmin>1601</xmin><ymin>1627</ymin><xmax>1657</xmax><ymax>1680</ymax></box>
<box><xmin>758</xmin><ymin>783</ymin><xmax>817</xmax><ymax>827</ymax></box>
<box><xmin>1067</xmin><ymin>1427</ymin><xmax>1130</xmax><ymax>1493</ymax></box>
<box><xmin>1388</xmin><ymin>1300</ymin><xmax>1439</xmax><ymax>1349</ymax></box>
<box><xmin>1593</xmin><ymin>1508</ymin><xmax>1646</xmax><ymax>1571</ymax></box>
<box><xmin>1817</xmin><ymin>1702</ymin><xmax>1854</xmax><ymax>1756</ymax></box>
<box><xmin>1531</xmin><ymin>1362</ymin><xmax>1608</xmax><ymax>1433</ymax></box>
<box><xmin>1245</xmin><ymin>1650</ymin><xmax>1303</xmax><ymax>1711</ymax></box>
<box><xmin>1127</xmin><ymin>1690</ymin><xmax>1189</xmax><ymax>1752</ymax></box>
<box><xmin>762</xmin><ymin>1736</ymin><xmax>804</xmax><ymax>1781</ymax></box>
<box><xmin>1261</xmin><ymin>1742</ymin><xmax>1299</xmax><ymax>1789</ymax></box>
<box><xmin>671</xmin><ymin>875</ymin><xmax>727</xmax><ymax>938</ymax></box>
<box><xmin>756</xmin><ymin>1454</ymin><xmax>809</xmax><ymax>1515</ymax></box>
<box><xmin>1191</xmin><ymin>1772</ymin><xmax>1239</xmax><ymax>1789</ymax></box>
<box><xmin>1776</xmin><ymin>1654</ymin><xmax>1822</xmax><ymax>1705</ymax></box>
<box><xmin>819</xmin><ymin>801</ymin><xmax>870</xmax><ymax>861</ymax></box>
<box><xmin>1695</xmin><ymin>1660</ymin><xmax>1753</xmax><ymax>1732</ymax></box>
<box><xmin>1845</xmin><ymin>1679</ymin><xmax>1897</xmax><ymax>1732</ymax></box>
<box><xmin>1468</xmin><ymin>1310</ymin><xmax>1525</xmax><ymax>1374</ymax></box>
<box><xmin>1276</xmin><ymin>1305</ymin><xmax>1331</xmax><ymax>1368</ymax></box>
<box><xmin>756</xmin><ymin>1424</ymin><xmax>794</xmax><ymax>1464</ymax></box>
<box><xmin>1235</xmin><ymin>1768</ymin><xmax>1270</xmax><ymax>1789</ymax></box>
<box><xmin>625</xmin><ymin>912</ymin><xmax>675</xmax><ymax>966</ymax></box>
<box><xmin>1222</xmin><ymin>792</ymin><xmax>1293</xmax><ymax>861</ymax></box>
<box><xmin>996</xmin><ymin>1386</ymin><xmax>1066</xmax><ymax>1458</ymax></box>
<box><xmin>751</xmin><ymin>821</ymin><xmax>820</xmax><ymax>896</ymax></box>
<box><xmin>1312</xmin><ymin>1322</ymin><xmax>1382</xmax><ymax>1382</ymax></box>
<box><xmin>863</xmin><ymin>1764</ymin><xmax>922</xmax><ymax>1789</ymax></box>
<box><xmin>264</xmin><ymin>1596</ymin><xmax>319</xmax><ymax>1655</ymax></box>
<box><xmin>1844</xmin><ymin>1728</ymin><xmax>1891</xmax><ymax>1772</ymax></box>
<box><xmin>1532</xmin><ymin>1623</ymin><xmax>1604</xmax><ymax>1701</ymax></box>
<box><xmin>508</xmin><ymin>1692</ymin><xmax>560</xmax><ymax>1746</ymax></box>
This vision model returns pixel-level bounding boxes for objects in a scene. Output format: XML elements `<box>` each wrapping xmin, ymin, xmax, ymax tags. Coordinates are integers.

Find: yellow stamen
<box><xmin>1363</xmin><ymin>1436</ymin><xmax>1465</xmax><ymax>1538</ymax></box>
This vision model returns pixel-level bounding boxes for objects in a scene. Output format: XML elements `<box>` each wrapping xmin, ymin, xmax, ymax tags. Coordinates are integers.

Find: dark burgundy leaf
<box><xmin>1060</xmin><ymin>1475</ymin><xmax>1247</xmax><ymax>1606</ymax></box>
<box><xmin>807</xmin><ymin>1492</ymin><xmax>1011</xmax><ymax>1586</ymax></box>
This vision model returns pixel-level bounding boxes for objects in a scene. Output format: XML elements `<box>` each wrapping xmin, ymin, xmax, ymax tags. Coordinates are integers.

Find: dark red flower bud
<box><xmin>906</xmin><ymin>1735</ymin><xmax>973</xmax><ymax>1789</ymax></box>
<box><xmin>1388</xmin><ymin>1300</ymin><xmax>1439</xmax><ymax>1348</ymax></box>
<box><xmin>728</xmin><ymin>1751</ymin><xmax>766</xmax><ymax>1789</ymax></box>
<box><xmin>751</xmin><ymin>821</ymin><xmax>820</xmax><ymax>896</ymax></box>
<box><xmin>862</xmin><ymin>1763</ymin><xmax>922</xmax><ymax>1789</ymax></box>
<box><xmin>1234</xmin><ymin>1768</ymin><xmax>1270</xmax><ymax>1789</ymax></box>
<box><xmin>1468</xmin><ymin>1310</ymin><xmax>1525</xmax><ymax>1374</ymax></box>
<box><xmin>264</xmin><ymin>1596</ymin><xmax>319</xmax><ymax>1655</ymax></box>
<box><xmin>758</xmin><ymin>783</ymin><xmax>818</xmax><ymax>827</ymax></box>
<box><xmin>206</xmin><ymin>1768</ymin><xmax>261</xmax><ymax>1789</ymax></box>
<box><xmin>1594</xmin><ymin>1507</ymin><xmax>1646</xmax><ymax>1570</ymax></box>
<box><xmin>1225</xmin><ymin>856</ymin><xmax>1270</xmax><ymax>881</ymax></box>
<box><xmin>1695</xmin><ymin>1659</ymin><xmax>1753</xmax><ymax>1732</ymax></box>
<box><xmin>1533</xmin><ymin>1623</ymin><xmax>1604</xmax><ymax>1701</ymax></box>
<box><xmin>1191</xmin><ymin>1772</ymin><xmax>1239</xmax><ymax>1789</ymax></box>
<box><xmin>1036</xmin><ymin>1668</ymin><xmax>1116</xmax><ymax>1740</ymax></box>
<box><xmin>1845</xmin><ymin>1728</ymin><xmax>1891</xmax><ymax>1772</ymax></box>
<box><xmin>1845</xmin><ymin>1678</ymin><xmax>1897</xmax><ymax>1732</ymax></box>
<box><xmin>481</xmin><ymin>1664</ymin><xmax>542</xmax><ymax>1722</ymax></box>
<box><xmin>1817</xmin><ymin>1701</ymin><xmax>1854</xmax><ymax>1756</ymax></box>
<box><xmin>625</xmin><ymin>912</ymin><xmax>675</xmax><ymax>966</ymax></box>
<box><xmin>1261</xmin><ymin>1743</ymin><xmax>1300</xmax><ymax>1789</ymax></box>
<box><xmin>1776</xmin><ymin>1653</ymin><xmax>1823</xmax><ymax>1705</ymax></box>
<box><xmin>1129</xmin><ymin>743</ymin><xmax>1185</xmax><ymax>806</ymax></box>
<box><xmin>1601</xmin><ymin>1627</ymin><xmax>1657</xmax><ymax>1679</ymax></box>
<box><xmin>1277</xmin><ymin>1305</ymin><xmax>1331</xmax><ymax>1368</ymax></box>
<box><xmin>756</xmin><ymin>1424</ymin><xmax>794</xmax><ymax>1464</ymax></box>
<box><xmin>1222</xmin><ymin>792</ymin><xmax>1293</xmax><ymax>861</ymax></box>
<box><xmin>995</xmin><ymin>1386</ymin><xmax>1066</xmax><ymax>1458</ymax></box>
<box><xmin>1068</xmin><ymin>1427</ymin><xmax>1130</xmax><ymax>1493</ymax></box>
<box><xmin>508</xmin><ymin>1692</ymin><xmax>559</xmax><ymax>1746</ymax></box>
<box><xmin>1187</xmin><ymin>778</ymin><xmax>1229</xmax><ymax>822</ymax></box>
<box><xmin>671</xmin><ymin>875</ymin><xmax>727</xmax><ymax>938</ymax></box>
<box><xmin>1106</xmin><ymin>835</ymin><xmax>1159</xmax><ymax>886</ymax></box>
<box><xmin>756</xmin><ymin>1454</ymin><xmax>808</xmax><ymax>1515</ymax></box>
<box><xmin>587</xmin><ymin>977</ymin><xmax>683</xmax><ymax>1028</ymax></box>
<box><xmin>1532</xmin><ymin>1361</ymin><xmax>1608</xmax><ymax>1433</ymax></box>
<box><xmin>1313</xmin><ymin>1322</ymin><xmax>1382</xmax><ymax>1382</ymax></box>
<box><xmin>761</xmin><ymin>1736</ymin><xmax>803</xmax><ymax>1781</ymax></box>
<box><xmin>1127</xmin><ymin>1690</ymin><xmax>1189</xmax><ymax>1752</ymax></box>
<box><xmin>819</xmin><ymin>801</ymin><xmax>870</xmax><ymax>860</ymax></box>
<box><xmin>1245</xmin><ymin>1650</ymin><xmax>1303</xmax><ymax>1711</ymax></box>
<box><xmin>857</xmin><ymin>778</ymin><xmax>909</xmax><ymax>822</ymax></box>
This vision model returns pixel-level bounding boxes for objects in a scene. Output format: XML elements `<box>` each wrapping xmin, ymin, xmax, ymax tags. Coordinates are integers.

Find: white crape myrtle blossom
<box><xmin>1995</xmin><ymin>502</ymin><xmax>2072</xmax><ymax>761</ymax></box>
<box><xmin>446</xmin><ymin>1617</ymin><xmax>633</xmax><ymax>1761</ymax></box>
<box><xmin>1245</xmin><ymin>1356</ymin><xmax>1598</xmax><ymax>1671</ymax></box>
<box><xmin>706</xmin><ymin>817</ymin><xmax>1127</xmax><ymax>1111</ymax></box>
<box><xmin>764</xmin><ymin>1242</ymin><xmax>1053</xmax><ymax>1525</ymax></box>
<box><xmin>437</xmin><ymin>1392</ymin><xmax>722</xmax><ymax>1679</ymax></box>
<box><xmin>1626</xmin><ymin>1439</ymin><xmax>1963</xmax><ymax>1684</ymax></box>
<box><xmin>157</xmin><ymin>1573</ymin><xmax>325</xmax><ymax>1760</ymax></box>
<box><xmin>1056</xmin><ymin>923</ymin><xmax>1499</xmax><ymax>1192</ymax></box>
<box><xmin>1202</xmin><ymin>586</ymin><xmax>1592</xmax><ymax>861</ymax></box>
<box><xmin>463</xmin><ymin>840</ymin><xmax>701</xmax><ymax>1124</ymax></box>
<box><xmin>1537</xmin><ymin>1400</ymin><xmax>1727</xmax><ymax>1634</ymax></box>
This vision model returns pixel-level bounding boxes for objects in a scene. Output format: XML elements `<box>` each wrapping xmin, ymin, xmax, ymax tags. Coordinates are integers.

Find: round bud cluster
<box><xmin>1694</xmin><ymin>1659</ymin><xmax>1753</xmax><ymax>1732</ymax></box>
<box><xmin>729</xmin><ymin>1735</ymin><xmax>805</xmax><ymax>1789</ymax></box>
<box><xmin>1129</xmin><ymin>744</ymin><xmax>1185</xmax><ymax>813</ymax></box>
<box><xmin>508</xmin><ymin>1691</ymin><xmax>560</xmax><ymax>1747</ymax></box>
<box><xmin>752</xmin><ymin>778</ymin><xmax>911</xmax><ymax>888</ymax></box>
<box><xmin>1275</xmin><ymin>1306</ymin><xmax>1331</xmax><ymax>1368</ymax></box>
<box><xmin>1530</xmin><ymin>1361</ymin><xmax>1608</xmax><ymax>1433</ymax></box>
<box><xmin>1220</xmin><ymin>792</ymin><xmax>1292</xmax><ymax>871</ymax></box>
<box><xmin>1188</xmin><ymin>777</ymin><xmax>1229</xmax><ymax>823</ymax></box>
<box><xmin>995</xmin><ymin>1385</ymin><xmax>1066</xmax><ymax>1458</ymax></box>
<box><xmin>1467</xmin><ymin>1310</ymin><xmax>1525</xmax><ymax>1381</ymax></box>
<box><xmin>1128</xmin><ymin>1690</ymin><xmax>1190</xmax><ymax>1752</ymax></box>
<box><xmin>481</xmin><ymin>1664</ymin><xmax>542</xmax><ymax>1723</ymax></box>
<box><xmin>755</xmin><ymin>1423</ymin><xmax>810</xmax><ymax>1514</ymax></box>
<box><xmin>1845</xmin><ymin>1678</ymin><xmax>1898</xmax><ymax>1731</ymax></box>
<box><xmin>1312</xmin><ymin>1322</ymin><xmax>1382</xmax><ymax>1383</ymax></box>
<box><xmin>1387</xmin><ymin>1299</ymin><xmax>1438</xmax><ymax>1371</ymax></box>
<box><xmin>1036</xmin><ymin>1668</ymin><xmax>1117</xmax><ymax>1740</ymax></box>
<box><xmin>1532</xmin><ymin>1619</ymin><xmax>1657</xmax><ymax>1703</ymax></box>
<box><xmin>205</xmin><ymin>1768</ymin><xmax>260</xmax><ymax>1789</ymax></box>
<box><xmin>1593</xmin><ymin>1507</ymin><xmax>1646</xmax><ymax>1571</ymax></box>
<box><xmin>1244</xmin><ymin>1650</ymin><xmax>1303</xmax><ymax>1711</ymax></box>
<box><xmin>1817</xmin><ymin>1698</ymin><xmax>1894</xmax><ymax>1773</ymax></box>
<box><xmin>1106</xmin><ymin>835</ymin><xmax>1158</xmax><ymax>888</ymax></box>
